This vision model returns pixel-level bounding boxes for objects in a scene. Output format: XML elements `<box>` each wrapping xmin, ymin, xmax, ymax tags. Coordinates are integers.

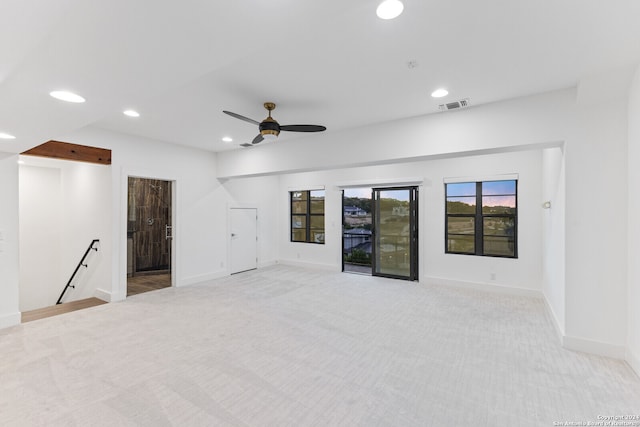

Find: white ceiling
<box><xmin>1</xmin><ymin>0</ymin><xmax>640</xmax><ymax>154</ymax></box>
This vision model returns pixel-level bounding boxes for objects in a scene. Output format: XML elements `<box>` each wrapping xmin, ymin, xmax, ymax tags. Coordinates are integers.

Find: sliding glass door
<box><xmin>372</xmin><ymin>187</ymin><xmax>418</xmax><ymax>281</ymax></box>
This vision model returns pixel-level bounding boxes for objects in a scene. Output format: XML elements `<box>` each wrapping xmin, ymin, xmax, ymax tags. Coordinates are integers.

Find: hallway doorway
<box><xmin>127</xmin><ymin>177</ymin><xmax>173</xmax><ymax>296</ymax></box>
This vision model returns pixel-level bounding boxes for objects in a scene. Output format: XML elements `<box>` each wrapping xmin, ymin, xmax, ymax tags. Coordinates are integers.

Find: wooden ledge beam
<box><xmin>21</xmin><ymin>140</ymin><xmax>111</xmax><ymax>165</ymax></box>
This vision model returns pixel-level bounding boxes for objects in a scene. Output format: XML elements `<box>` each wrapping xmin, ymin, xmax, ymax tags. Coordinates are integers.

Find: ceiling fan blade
<box><xmin>280</xmin><ymin>124</ymin><xmax>327</xmax><ymax>132</ymax></box>
<box><xmin>223</xmin><ymin>110</ymin><xmax>260</xmax><ymax>125</ymax></box>
<box><xmin>252</xmin><ymin>134</ymin><xmax>264</xmax><ymax>144</ymax></box>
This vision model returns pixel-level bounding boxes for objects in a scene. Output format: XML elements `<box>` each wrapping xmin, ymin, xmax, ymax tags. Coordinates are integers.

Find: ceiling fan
<box><xmin>223</xmin><ymin>102</ymin><xmax>326</xmax><ymax>146</ymax></box>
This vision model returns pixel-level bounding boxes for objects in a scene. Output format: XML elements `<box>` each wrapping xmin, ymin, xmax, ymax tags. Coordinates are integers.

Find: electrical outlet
<box><xmin>0</xmin><ymin>229</ymin><xmax>4</xmax><ymax>241</ymax></box>
<box><xmin>490</xmin><ymin>273</ymin><xmax>496</xmax><ymax>281</ymax></box>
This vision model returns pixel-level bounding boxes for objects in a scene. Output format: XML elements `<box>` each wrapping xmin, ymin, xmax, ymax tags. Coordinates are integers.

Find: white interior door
<box><xmin>230</xmin><ymin>208</ymin><xmax>257</xmax><ymax>274</ymax></box>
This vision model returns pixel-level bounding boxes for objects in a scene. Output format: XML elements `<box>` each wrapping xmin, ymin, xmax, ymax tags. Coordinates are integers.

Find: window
<box><xmin>291</xmin><ymin>190</ymin><xmax>325</xmax><ymax>244</ymax></box>
<box><xmin>445</xmin><ymin>180</ymin><xmax>517</xmax><ymax>257</ymax></box>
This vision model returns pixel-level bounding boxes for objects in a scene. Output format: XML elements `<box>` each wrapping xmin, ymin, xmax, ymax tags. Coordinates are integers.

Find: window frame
<box><xmin>290</xmin><ymin>190</ymin><xmax>325</xmax><ymax>244</ymax></box>
<box><xmin>445</xmin><ymin>180</ymin><xmax>518</xmax><ymax>258</ymax></box>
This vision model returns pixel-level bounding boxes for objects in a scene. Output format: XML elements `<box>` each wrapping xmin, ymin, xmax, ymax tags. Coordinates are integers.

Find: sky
<box><xmin>343</xmin><ymin>187</ymin><xmax>410</xmax><ymax>201</ymax></box>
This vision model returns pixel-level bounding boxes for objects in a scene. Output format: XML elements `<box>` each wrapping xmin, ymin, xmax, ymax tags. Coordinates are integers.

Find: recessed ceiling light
<box><xmin>377</xmin><ymin>0</ymin><xmax>404</xmax><ymax>20</ymax></box>
<box><xmin>222</xmin><ymin>136</ymin><xmax>233</xmax><ymax>143</ymax></box>
<box><xmin>50</xmin><ymin>90</ymin><xmax>86</xmax><ymax>103</ymax></box>
<box><xmin>0</xmin><ymin>132</ymin><xmax>16</xmax><ymax>140</ymax></box>
<box><xmin>123</xmin><ymin>110</ymin><xmax>140</xmax><ymax>117</ymax></box>
<box><xmin>431</xmin><ymin>88</ymin><xmax>449</xmax><ymax>98</ymax></box>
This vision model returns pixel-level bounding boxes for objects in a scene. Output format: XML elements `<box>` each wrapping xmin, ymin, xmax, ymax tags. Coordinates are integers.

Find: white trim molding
<box><xmin>94</xmin><ymin>288</ymin><xmax>115</xmax><ymax>303</ymax></box>
<box><xmin>277</xmin><ymin>259</ymin><xmax>339</xmax><ymax>272</ymax></box>
<box><xmin>0</xmin><ymin>312</ymin><xmax>21</xmax><ymax>329</ymax></box>
<box><xmin>562</xmin><ymin>335</ymin><xmax>627</xmax><ymax>360</ymax></box>
<box><xmin>335</xmin><ymin>177</ymin><xmax>424</xmax><ymax>189</ymax></box>
<box><xmin>443</xmin><ymin>173</ymin><xmax>519</xmax><ymax>184</ymax></box>
<box><xmin>424</xmin><ymin>276</ymin><xmax>542</xmax><ymax>298</ymax></box>
<box><xmin>627</xmin><ymin>349</ymin><xmax>640</xmax><ymax>378</ymax></box>
<box><xmin>180</xmin><ymin>269</ymin><xmax>228</xmax><ymax>287</ymax></box>
<box><xmin>542</xmin><ymin>294</ymin><xmax>565</xmax><ymax>343</ymax></box>
<box><xmin>287</xmin><ymin>185</ymin><xmax>325</xmax><ymax>191</ymax></box>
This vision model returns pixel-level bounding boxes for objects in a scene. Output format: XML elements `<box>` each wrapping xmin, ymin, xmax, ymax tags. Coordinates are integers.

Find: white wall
<box><xmin>628</xmin><ymin>64</ymin><xmax>640</xmax><ymax>374</ymax></box>
<box><xmin>217</xmin><ymin>88</ymin><xmax>573</xmax><ymax>178</ymax></box>
<box><xmin>0</xmin><ymin>152</ymin><xmax>20</xmax><ymax>328</ymax></box>
<box><xmin>221</xmin><ymin>175</ymin><xmax>280</xmax><ymax>268</ymax></box>
<box><xmin>563</xmin><ymin>70</ymin><xmax>631</xmax><ymax>358</ymax></box>
<box><xmin>59</xmin><ymin>126</ymin><xmax>225</xmax><ymax>299</ymax></box>
<box><xmin>19</xmin><ymin>164</ymin><xmax>62</xmax><ymax>310</ymax></box>
<box><xmin>19</xmin><ymin>157</ymin><xmax>111</xmax><ymax>311</ymax></box>
<box><xmin>275</xmin><ymin>150</ymin><xmax>543</xmax><ymax>294</ymax></box>
<box><xmin>542</xmin><ymin>147</ymin><xmax>566</xmax><ymax>336</ymax></box>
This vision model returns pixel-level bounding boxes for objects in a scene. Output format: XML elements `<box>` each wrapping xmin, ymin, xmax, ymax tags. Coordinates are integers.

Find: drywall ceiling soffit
<box><xmin>0</xmin><ymin>0</ymin><xmax>639</xmax><ymax>154</ymax></box>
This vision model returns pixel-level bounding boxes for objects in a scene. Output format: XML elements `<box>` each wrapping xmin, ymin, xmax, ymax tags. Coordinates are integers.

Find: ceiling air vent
<box><xmin>438</xmin><ymin>98</ymin><xmax>470</xmax><ymax>112</ymax></box>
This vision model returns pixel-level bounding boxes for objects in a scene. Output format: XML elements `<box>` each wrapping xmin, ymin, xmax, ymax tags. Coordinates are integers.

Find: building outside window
<box><xmin>291</xmin><ymin>190</ymin><xmax>325</xmax><ymax>244</ymax></box>
<box><xmin>445</xmin><ymin>180</ymin><xmax>517</xmax><ymax>257</ymax></box>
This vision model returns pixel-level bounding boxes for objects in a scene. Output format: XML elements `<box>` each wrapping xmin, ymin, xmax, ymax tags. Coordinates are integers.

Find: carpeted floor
<box><xmin>1</xmin><ymin>265</ymin><xmax>638</xmax><ymax>426</ymax></box>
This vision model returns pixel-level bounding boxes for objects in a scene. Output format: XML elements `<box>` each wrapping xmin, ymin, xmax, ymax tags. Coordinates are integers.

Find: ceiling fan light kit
<box><xmin>223</xmin><ymin>102</ymin><xmax>326</xmax><ymax>147</ymax></box>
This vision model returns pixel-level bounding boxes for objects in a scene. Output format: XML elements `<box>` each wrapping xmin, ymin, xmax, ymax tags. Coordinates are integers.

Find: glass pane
<box><xmin>375</xmin><ymin>189</ymin><xmax>411</xmax><ymax>277</ymax></box>
<box><xmin>291</xmin><ymin>191</ymin><xmax>307</xmax><ymax>201</ymax></box>
<box><xmin>484</xmin><ymin>236</ymin><xmax>515</xmax><ymax>257</ymax></box>
<box><xmin>309</xmin><ymin>215</ymin><xmax>324</xmax><ymax>229</ymax></box>
<box><xmin>482</xmin><ymin>195</ymin><xmax>516</xmax><ymax>214</ymax></box>
<box><xmin>291</xmin><ymin>215</ymin><xmax>306</xmax><ymax>229</ymax></box>
<box><xmin>483</xmin><ymin>217</ymin><xmax>515</xmax><ymax>236</ymax></box>
<box><xmin>291</xmin><ymin>202</ymin><xmax>307</xmax><ymax>213</ymax></box>
<box><xmin>447</xmin><ymin>235</ymin><xmax>475</xmax><ymax>253</ymax></box>
<box><xmin>291</xmin><ymin>229</ymin><xmax>307</xmax><ymax>242</ymax></box>
<box><xmin>447</xmin><ymin>197</ymin><xmax>476</xmax><ymax>214</ymax></box>
<box><xmin>343</xmin><ymin>188</ymin><xmax>372</xmax><ymax>270</ymax></box>
<box><xmin>482</xmin><ymin>180</ymin><xmax>516</xmax><ymax>195</ymax></box>
<box><xmin>310</xmin><ymin>230</ymin><xmax>325</xmax><ymax>244</ymax></box>
<box><xmin>446</xmin><ymin>182</ymin><xmax>476</xmax><ymax>197</ymax></box>
<box><xmin>310</xmin><ymin>190</ymin><xmax>325</xmax><ymax>215</ymax></box>
<box><xmin>310</xmin><ymin>200</ymin><xmax>324</xmax><ymax>214</ymax></box>
<box><xmin>291</xmin><ymin>201</ymin><xmax>307</xmax><ymax>214</ymax></box>
<box><xmin>447</xmin><ymin>217</ymin><xmax>475</xmax><ymax>235</ymax></box>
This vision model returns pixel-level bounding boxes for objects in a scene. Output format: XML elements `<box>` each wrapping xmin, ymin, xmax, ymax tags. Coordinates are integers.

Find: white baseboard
<box><xmin>542</xmin><ymin>293</ymin><xmax>565</xmax><ymax>343</ymax></box>
<box><xmin>424</xmin><ymin>276</ymin><xmax>542</xmax><ymax>298</ymax></box>
<box><xmin>626</xmin><ymin>348</ymin><xmax>640</xmax><ymax>378</ymax></box>
<box><xmin>94</xmin><ymin>288</ymin><xmax>113</xmax><ymax>302</ymax></box>
<box><xmin>562</xmin><ymin>335</ymin><xmax>627</xmax><ymax>360</ymax></box>
<box><xmin>277</xmin><ymin>259</ymin><xmax>339</xmax><ymax>272</ymax></box>
<box><xmin>0</xmin><ymin>312</ymin><xmax>21</xmax><ymax>329</ymax></box>
<box><xmin>258</xmin><ymin>260</ymin><xmax>278</xmax><ymax>269</ymax></box>
<box><xmin>541</xmin><ymin>293</ymin><xmax>632</xmax><ymax>364</ymax></box>
<box><xmin>180</xmin><ymin>269</ymin><xmax>228</xmax><ymax>286</ymax></box>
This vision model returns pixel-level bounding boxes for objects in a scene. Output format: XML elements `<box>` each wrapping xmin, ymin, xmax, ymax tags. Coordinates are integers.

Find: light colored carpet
<box><xmin>1</xmin><ymin>265</ymin><xmax>638</xmax><ymax>426</ymax></box>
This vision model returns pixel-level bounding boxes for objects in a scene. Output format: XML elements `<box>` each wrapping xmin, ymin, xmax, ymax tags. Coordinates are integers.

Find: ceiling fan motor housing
<box><xmin>259</xmin><ymin>117</ymin><xmax>280</xmax><ymax>137</ymax></box>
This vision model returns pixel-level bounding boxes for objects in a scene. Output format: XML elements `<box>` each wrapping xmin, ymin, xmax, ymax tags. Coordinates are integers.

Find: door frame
<box><xmin>371</xmin><ymin>185</ymin><xmax>419</xmax><ymax>281</ymax></box>
<box><xmin>227</xmin><ymin>203</ymin><xmax>258</xmax><ymax>275</ymax></box>
<box><xmin>117</xmin><ymin>169</ymin><xmax>178</xmax><ymax>301</ymax></box>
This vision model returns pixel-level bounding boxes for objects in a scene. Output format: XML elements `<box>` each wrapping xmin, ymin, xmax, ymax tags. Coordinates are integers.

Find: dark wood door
<box><xmin>128</xmin><ymin>178</ymin><xmax>172</xmax><ymax>273</ymax></box>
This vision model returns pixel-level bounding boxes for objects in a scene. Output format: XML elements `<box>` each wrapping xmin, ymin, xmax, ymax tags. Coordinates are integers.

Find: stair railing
<box><xmin>56</xmin><ymin>239</ymin><xmax>100</xmax><ymax>305</ymax></box>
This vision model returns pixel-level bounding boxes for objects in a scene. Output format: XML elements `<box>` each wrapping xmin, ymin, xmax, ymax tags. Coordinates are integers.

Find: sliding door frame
<box><xmin>371</xmin><ymin>186</ymin><xmax>419</xmax><ymax>281</ymax></box>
